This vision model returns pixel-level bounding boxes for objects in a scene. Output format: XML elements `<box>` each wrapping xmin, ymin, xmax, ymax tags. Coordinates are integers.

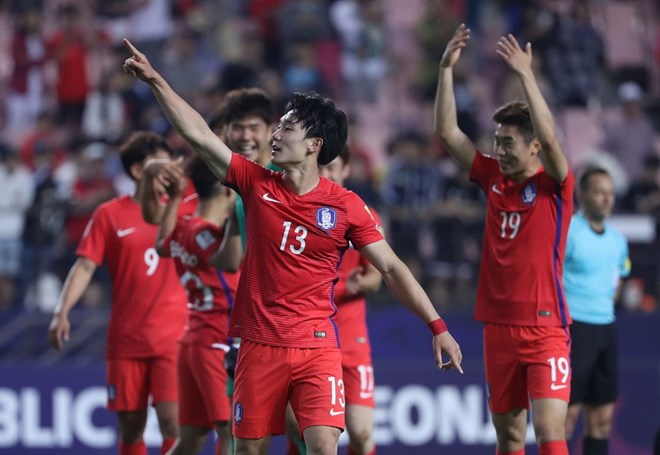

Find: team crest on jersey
<box><xmin>234</xmin><ymin>402</ymin><xmax>244</xmax><ymax>424</ymax></box>
<box><xmin>520</xmin><ymin>183</ymin><xmax>537</xmax><ymax>205</ymax></box>
<box><xmin>316</xmin><ymin>207</ymin><xmax>337</xmax><ymax>230</ymax></box>
<box><xmin>195</xmin><ymin>229</ymin><xmax>215</xmax><ymax>250</ymax></box>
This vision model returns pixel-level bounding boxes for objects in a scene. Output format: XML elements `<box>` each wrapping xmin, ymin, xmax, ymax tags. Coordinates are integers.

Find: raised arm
<box><xmin>155</xmin><ymin>175</ymin><xmax>187</xmax><ymax>257</ymax></box>
<box><xmin>496</xmin><ymin>35</ymin><xmax>568</xmax><ymax>182</ymax></box>
<box><xmin>123</xmin><ymin>39</ymin><xmax>233</xmax><ymax>181</ymax></box>
<box><xmin>434</xmin><ymin>24</ymin><xmax>478</xmax><ymax>172</ymax></box>
<box><xmin>360</xmin><ymin>240</ymin><xmax>463</xmax><ymax>373</ymax></box>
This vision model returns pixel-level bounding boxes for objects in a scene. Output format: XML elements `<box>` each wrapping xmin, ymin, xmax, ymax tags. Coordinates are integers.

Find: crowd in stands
<box><xmin>0</xmin><ymin>0</ymin><xmax>658</xmax><ymax>317</ymax></box>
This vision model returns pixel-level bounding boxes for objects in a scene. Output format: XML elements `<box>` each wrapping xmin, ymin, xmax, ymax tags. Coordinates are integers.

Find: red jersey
<box><xmin>225</xmin><ymin>154</ymin><xmax>384</xmax><ymax>348</ymax></box>
<box><xmin>161</xmin><ymin>216</ymin><xmax>233</xmax><ymax>348</ymax></box>
<box><xmin>76</xmin><ymin>194</ymin><xmax>197</xmax><ymax>358</ymax></box>
<box><xmin>469</xmin><ymin>152</ymin><xmax>574</xmax><ymax>326</ymax></box>
<box><xmin>333</xmin><ymin>208</ymin><xmax>381</xmax><ymax>357</ymax></box>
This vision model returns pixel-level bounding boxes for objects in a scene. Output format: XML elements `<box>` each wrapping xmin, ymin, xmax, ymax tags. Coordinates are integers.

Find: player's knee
<box><xmin>348</xmin><ymin>426</ymin><xmax>373</xmax><ymax>451</ymax></box>
<box><xmin>306</xmin><ymin>435</ymin><xmax>338</xmax><ymax>455</ymax></box>
<box><xmin>534</xmin><ymin>421</ymin><xmax>565</xmax><ymax>445</ymax></box>
<box><xmin>158</xmin><ymin>416</ymin><xmax>179</xmax><ymax>439</ymax></box>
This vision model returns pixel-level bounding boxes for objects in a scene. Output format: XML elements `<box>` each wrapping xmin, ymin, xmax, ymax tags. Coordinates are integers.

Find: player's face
<box><xmin>581</xmin><ymin>173</ymin><xmax>615</xmax><ymax>220</ymax></box>
<box><xmin>226</xmin><ymin>115</ymin><xmax>273</xmax><ymax>166</ymax></box>
<box><xmin>271</xmin><ymin>110</ymin><xmax>318</xmax><ymax>167</ymax></box>
<box><xmin>493</xmin><ymin>124</ymin><xmax>539</xmax><ymax>179</ymax></box>
<box><xmin>320</xmin><ymin>156</ymin><xmax>350</xmax><ymax>186</ymax></box>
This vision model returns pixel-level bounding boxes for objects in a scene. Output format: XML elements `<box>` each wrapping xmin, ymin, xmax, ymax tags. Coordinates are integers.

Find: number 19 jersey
<box><xmin>225</xmin><ymin>154</ymin><xmax>384</xmax><ymax>348</ymax></box>
<box><xmin>469</xmin><ymin>152</ymin><xmax>574</xmax><ymax>327</ymax></box>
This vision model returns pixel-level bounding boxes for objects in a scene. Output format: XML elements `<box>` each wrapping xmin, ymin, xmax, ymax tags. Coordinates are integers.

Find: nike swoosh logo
<box><xmin>491</xmin><ymin>184</ymin><xmax>503</xmax><ymax>195</ymax></box>
<box><xmin>262</xmin><ymin>192</ymin><xmax>281</xmax><ymax>203</ymax></box>
<box><xmin>550</xmin><ymin>383</ymin><xmax>568</xmax><ymax>391</ymax></box>
<box><xmin>117</xmin><ymin>228</ymin><xmax>136</xmax><ymax>238</ymax></box>
<box><xmin>329</xmin><ymin>408</ymin><xmax>345</xmax><ymax>416</ymax></box>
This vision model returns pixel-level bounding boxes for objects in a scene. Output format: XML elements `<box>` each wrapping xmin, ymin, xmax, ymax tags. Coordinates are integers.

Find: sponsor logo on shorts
<box><xmin>107</xmin><ymin>384</ymin><xmax>116</xmax><ymax>401</ymax></box>
<box><xmin>314</xmin><ymin>331</ymin><xmax>327</xmax><ymax>338</ymax></box>
<box><xmin>329</xmin><ymin>408</ymin><xmax>345</xmax><ymax>416</ymax></box>
<box><xmin>538</xmin><ymin>310</ymin><xmax>552</xmax><ymax>317</ymax></box>
<box><xmin>550</xmin><ymin>383</ymin><xmax>568</xmax><ymax>391</ymax></box>
<box><xmin>234</xmin><ymin>402</ymin><xmax>244</xmax><ymax>423</ymax></box>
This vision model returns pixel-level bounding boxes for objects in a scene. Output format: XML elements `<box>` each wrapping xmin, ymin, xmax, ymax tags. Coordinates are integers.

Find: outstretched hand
<box><xmin>123</xmin><ymin>39</ymin><xmax>158</xmax><ymax>83</ymax></box>
<box><xmin>440</xmin><ymin>24</ymin><xmax>471</xmax><ymax>69</ymax></box>
<box><xmin>433</xmin><ymin>331</ymin><xmax>464</xmax><ymax>374</ymax></box>
<box><xmin>496</xmin><ymin>34</ymin><xmax>533</xmax><ymax>75</ymax></box>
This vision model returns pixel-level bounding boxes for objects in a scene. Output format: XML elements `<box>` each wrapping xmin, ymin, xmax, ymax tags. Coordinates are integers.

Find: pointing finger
<box><xmin>123</xmin><ymin>38</ymin><xmax>142</xmax><ymax>59</ymax></box>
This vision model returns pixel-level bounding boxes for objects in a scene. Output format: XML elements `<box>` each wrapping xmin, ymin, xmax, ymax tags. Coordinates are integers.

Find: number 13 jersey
<box><xmin>469</xmin><ymin>152</ymin><xmax>574</xmax><ymax>327</ymax></box>
<box><xmin>225</xmin><ymin>154</ymin><xmax>384</xmax><ymax>348</ymax></box>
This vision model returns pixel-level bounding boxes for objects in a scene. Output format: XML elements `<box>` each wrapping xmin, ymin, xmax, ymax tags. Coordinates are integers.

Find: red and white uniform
<box><xmin>469</xmin><ymin>152</ymin><xmax>574</xmax><ymax>413</ymax></box>
<box><xmin>470</xmin><ymin>152</ymin><xmax>574</xmax><ymax>327</ymax></box>
<box><xmin>161</xmin><ymin>215</ymin><xmax>234</xmax><ymax>427</ymax></box>
<box><xmin>77</xmin><ymin>193</ymin><xmax>196</xmax><ymax>409</ymax></box>
<box><xmin>226</xmin><ymin>154</ymin><xmax>383</xmax><ymax>348</ymax></box>
<box><xmin>224</xmin><ymin>154</ymin><xmax>383</xmax><ymax>437</ymax></box>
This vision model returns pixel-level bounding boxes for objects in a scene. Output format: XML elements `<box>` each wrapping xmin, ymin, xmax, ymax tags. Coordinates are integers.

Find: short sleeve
<box><xmin>75</xmin><ymin>205</ymin><xmax>110</xmax><ymax>266</ymax></box>
<box><xmin>346</xmin><ymin>194</ymin><xmax>384</xmax><ymax>249</ymax></box>
<box><xmin>468</xmin><ymin>151</ymin><xmax>499</xmax><ymax>193</ymax></box>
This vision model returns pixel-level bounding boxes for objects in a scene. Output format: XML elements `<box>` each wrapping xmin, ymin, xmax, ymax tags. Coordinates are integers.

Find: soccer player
<box><xmin>563</xmin><ymin>168</ymin><xmax>630</xmax><ymax>455</ymax></box>
<box><xmin>286</xmin><ymin>147</ymin><xmax>383</xmax><ymax>455</ymax></box>
<box><xmin>47</xmin><ymin>131</ymin><xmax>197</xmax><ymax>455</ymax></box>
<box><xmin>123</xmin><ymin>39</ymin><xmax>463</xmax><ymax>455</ymax></box>
<box><xmin>434</xmin><ymin>25</ymin><xmax>574</xmax><ymax>455</ymax></box>
<box><xmin>156</xmin><ymin>156</ymin><xmax>242</xmax><ymax>455</ymax></box>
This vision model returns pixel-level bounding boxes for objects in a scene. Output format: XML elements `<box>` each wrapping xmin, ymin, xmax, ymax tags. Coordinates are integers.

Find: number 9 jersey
<box><xmin>76</xmin><ymin>193</ymin><xmax>197</xmax><ymax>358</ymax></box>
<box><xmin>469</xmin><ymin>152</ymin><xmax>575</xmax><ymax>327</ymax></box>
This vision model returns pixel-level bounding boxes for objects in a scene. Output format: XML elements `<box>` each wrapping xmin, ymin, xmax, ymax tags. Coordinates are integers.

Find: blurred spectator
<box><xmin>127</xmin><ymin>0</ymin><xmax>172</xmax><ymax>71</ymax></box>
<box><xmin>330</xmin><ymin>0</ymin><xmax>387</xmax><ymax>104</ymax></box>
<box><xmin>82</xmin><ymin>70</ymin><xmax>127</xmax><ymax>143</ymax></box>
<box><xmin>161</xmin><ymin>27</ymin><xmax>209</xmax><ymax>101</ymax></box>
<box><xmin>600</xmin><ymin>81</ymin><xmax>656</xmax><ymax>181</ymax></box>
<box><xmin>537</xmin><ymin>1</ymin><xmax>604</xmax><ymax>107</ymax></box>
<box><xmin>18</xmin><ymin>111</ymin><xmax>68</xmax><ymax>171</ymax></box>
<box><xmin>0</xmin><ymin>144</ymin><xmax>35</xmax><ymax>309</ymax></box>
<box><xmin>621</xmin><ymin>154</ymin><xmax>660</xmax><ymax>218</ymax></box>
<box><xmin>380</xmin><ymin>131</ymin><xmax>445</xmax><ymax>280</ymax></box>
<box><xmin>283</xmin><ymin>43</ymin><xmax>325</xmax><ymax>93</ymax></box>
<box><xmin>16</xmin><ymin>144</ymin><xmax>66</xmax><ymax>309</ymax></box>
<box><xmin>62</xmin><ymin>142</ymin><xmax>116</xmax><ymax>257</ymax></box>
<box><xmin>6</xmin><ymin>9</ymin><xmax>46</xmax><ymax>143</ymax></box>
<box><xmin>45</xmin><ymin>4</ymin><xmax>96</xmax><ymax>132</ymax></box>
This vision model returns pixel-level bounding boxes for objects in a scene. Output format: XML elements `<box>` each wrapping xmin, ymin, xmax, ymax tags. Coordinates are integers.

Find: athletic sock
<box><xmin>160</xmin><ymin>438</ymin><xmax>176</xmax><ymax>454</ymax></box>
<box><xmin>584</xmin><ymin>436</ymin><xmax>608</xmax><ymax>455</ymax></box>
<box><xmin>215</xmin><ymin>439</ymin><xmax>223</xmax><ymax>455</ymax></box>
<box><xmin>539</xmin><ymin>440</ymin><xmax>568</xmax><ymax>455</ymax></box>
<box><xmin>120</xmin><ymin>441</ymin><xmax>147</xmax><ymax>455</ymax></box>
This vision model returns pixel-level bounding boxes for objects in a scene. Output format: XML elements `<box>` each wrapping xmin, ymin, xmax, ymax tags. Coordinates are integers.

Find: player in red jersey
<box><xmin>123</xmin><ymin>39</ymin><xmax>462</xmax><ymax>455</ymax></box>
<box><xmin>286</xmin><ymin>146</ymin><xmax>383</xmax><ymax>455</ymax></box>
<box><xmin>434</xmin><ymin>25</ymin><xmax>573</xmax><ymax>455</ymax></box>
<box><xmin>47</xmin><ymin>132</ymin><xmax>197</xmax><ymax>455</ymax></box>
<box><xmin>156</xmin><ymin>156</ymin><xmax>242</xmax><ymax>455</ymax></box>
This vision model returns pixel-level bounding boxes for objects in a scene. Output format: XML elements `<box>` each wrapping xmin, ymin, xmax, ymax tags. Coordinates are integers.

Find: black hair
<box><xmin>492</xmin><ymin>101</ymin><xmax>535</xmax><ymax>144</ymax></box>
<box><xmin>118</xmin><ymin>131</ymin><xmax>173</xmax><ymax>180</ymax></box>
<box><xmin>578</xmin><ymin>167</ymin><xmax>610</xmax><ymax>192</ymax></box>
<box><xmin>209</xmin><ymin>87</ymin><xmax>275</xmax><ymax>133</ymax></box>
<box><xmin>284</xmin><ymin>92</ymin><xmax>348</xmax><ymax>165</ymax></box>
<box><xmin>186</xmin><ymin>156</ymin><xmax>222</xmax><ymax>200</ymax></box>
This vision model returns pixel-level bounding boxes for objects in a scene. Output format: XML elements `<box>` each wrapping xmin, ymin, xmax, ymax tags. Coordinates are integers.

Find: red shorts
<box><xmin>178</xmin><ymin>343</ymin><xmax>230</xmax><ymax>428</ymax></box>
<box><xmin>342</xmin><ymin>353</ymin><xmax>375</xmax><ymax>408</ymax></box>
<box><xmin>106</xmin><ymin>354</ymin><xmax>177</xmax><ymax>411</ymax></box>
<box><xmin>232</xmin><ymin>340</ymin><xmax>344</xmax><ymax>439</ymax></box>
<box><xmin>483</xmin><ymin>324</ymin><xmax>571</xmax><ymax>414</ymax></box>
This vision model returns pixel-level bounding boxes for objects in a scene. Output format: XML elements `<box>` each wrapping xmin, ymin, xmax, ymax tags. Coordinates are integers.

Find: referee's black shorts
<box><xmin>569</xmin><ymin>320</ymin><xmax>618</xmax><ymax>405</ymax></box>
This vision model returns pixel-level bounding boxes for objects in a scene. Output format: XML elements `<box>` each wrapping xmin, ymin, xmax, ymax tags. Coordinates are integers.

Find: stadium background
<box><xmin>0</xmin><ymin>0</ymin><xmax>658</xmax><ymax>453</ymax></box>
